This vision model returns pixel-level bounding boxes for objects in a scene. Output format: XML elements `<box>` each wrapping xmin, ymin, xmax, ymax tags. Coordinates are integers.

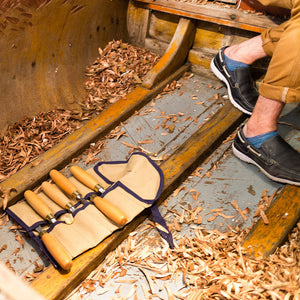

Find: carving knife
<box><xmin>41</xmin><ymin>182</ymin><xmax>76</xmax><ymax>213</ymax></box>
<box><xmin>24</xmin><ymin>190</ymin><xmax>73</xmax><ymax>270</ymax></box>
<box><xmin>50</xmin><ymin>169</ymin><xmax>127</xmax><ymax>226</ymax></box>
<box><xmin>70</xmin><ymin>165</ymin><xmax>106</xmax><ymax>194</ymax></box>
<box><xmin>49</xmin><ymin>170</ymin><xmax>88</xmax><ymax>205</ymax></box>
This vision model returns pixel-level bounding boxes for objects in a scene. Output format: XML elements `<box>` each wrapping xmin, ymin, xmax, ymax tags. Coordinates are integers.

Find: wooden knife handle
<box><xmin>24</xmin><ymin>190</ymin><xmax>54</xmax><ymax>221</ymax></box>
<box><xmin>70</xmin><ymin>165</ymin><xmax>98</xmax><ymax>191</ymax></box>
<box><xmin>92</xmin><ymin>196</ymin><xmax>127</xmax><ymax>226</ymax></box>
<box><xmin>40</xmin><ymin>231</ymin><xmax>73</xmax><ymax>271</ymax></box>
<box><xmin>42</xmin><ymin>182</ymin><xmax>72</xmax><ymax>209</ymax></box>
<box><xmin>49</xmin><ymin>170</ymin><xmax>76</xmax><ymax>197</ymax></box>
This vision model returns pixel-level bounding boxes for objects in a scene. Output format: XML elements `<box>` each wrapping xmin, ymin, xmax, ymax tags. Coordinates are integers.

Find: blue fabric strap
<box><xmin>151</xmin><ymin>204</ymin><xmax>174</xmax><ymax>249</ymax></box>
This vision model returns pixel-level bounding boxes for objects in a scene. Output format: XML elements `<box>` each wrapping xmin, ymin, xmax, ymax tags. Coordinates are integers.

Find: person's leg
<box><xmin>243</xmin><ymin>95</ymin><xmax>284</xmax><ymax>137</ymax></box>
<box><xmin>212</xmin><ymin>3</ymin><xmax>300</xmax><ymax>185</ymax></box>
<box><xmin>224</xmin><ymin>35</ymin><xmax>267</xmax><ymax>65</ymax></box>
<box><xmin>232</xmin><ymin>92</ymin><xmax>300</xmax><ymax>186</ymax></box>
<box><xmin>259</xmin><ymin>1</ymin><xmax>300</xmax><ymax>102</ymax></box>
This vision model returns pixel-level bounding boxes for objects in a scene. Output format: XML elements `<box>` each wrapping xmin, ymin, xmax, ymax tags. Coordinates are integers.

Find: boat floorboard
<box><xmin>1</xmin><ymin>72</ymin><xmax>299</xmax><ymax>299</ymax></box>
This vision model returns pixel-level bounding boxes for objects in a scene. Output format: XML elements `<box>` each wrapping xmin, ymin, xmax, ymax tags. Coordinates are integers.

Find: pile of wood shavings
<box><xmin>0</xmin><ymin>41</ymin><xmax>161</xmax><ymax>183</ymax></box>
<box><xmin>66</xmin><ymin>189</ymin><xmax>300</xmax><ymax>300</ymax></box>
<box><xmin>83</xmin><ymin>40</ymin><xmax>160</xmax><ymax>115</ymax></box>
<box><xmin>0</xmin><ymin>110</ymin><xmax>82</xmax><ymax>183</ymax></box>
<box><xmin>66</xmin><ymin>222</ymin><xmax>300</xmax><ymax>300</ymax></box>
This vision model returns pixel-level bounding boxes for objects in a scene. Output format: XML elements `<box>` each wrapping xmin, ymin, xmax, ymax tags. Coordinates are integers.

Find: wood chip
<box><xmin>174</xmin><ymin>218</ymin><xmax>181</xmax><ymax>231</ymax></box>
<box><xmin>15</xmin><ymin>234</ymin><xmax>24</xmax><ymax>247</ymax></box>
<box><xmin>260</xmin><ymin>210</ymin><xmax>269</xmax><ymax>225</ymax></box>
<box><xmin>231</xmin><ymin>200</ymin><xmax>247</xmax><ymax>221</ymax></box>
<box><xmin>172</xmin><ymin>186</ymin><xmax>186</xmax><ymax>197</ymax></box>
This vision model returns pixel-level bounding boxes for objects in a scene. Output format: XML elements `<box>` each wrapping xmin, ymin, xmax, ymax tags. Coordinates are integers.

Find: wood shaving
<box><xmin>189</xmin><ymin>189</ymin><xmax>200</xmax><ymax>201</ymax></box>
<box><xmin>0</xmin><ymin>244</ymin><xmax>7</xmax><ymax>253</ymax></box>
<box><xmin>83</xmin><ymin>40</ymin><xmax>160</xmax><ymax>114</ymax></box>
<box><xmin>65</xmin><ymin>188</ymin><xmax>299</xmax><ymax>299</ymax></box>
<box><xmin>252</xmin><ymin>189</ymin><xmax>279</xmax><ymax>225</ymax></box>
<box><xmin>0</xmin><ymin>110</ymin><xmax>82</xmax><ymax>182</ymax></box>
<box><xmin>0</xmin><ymin>40</ymin><xmax>161</xmax><ymax>182</ymax></box>
<box><xmin>15</xmin><ymin>234</ymin><xmax>24</xmax><ymax>247</ymax></box>
<box><xmin>69</xmin><ymin>220</ymin><xmax>300</xmax><ymax>300</ymax></box>
<box><xmin>231</xmin><ymin>199</ymin><xmax>248</xmax><ymax>221</ymax></box>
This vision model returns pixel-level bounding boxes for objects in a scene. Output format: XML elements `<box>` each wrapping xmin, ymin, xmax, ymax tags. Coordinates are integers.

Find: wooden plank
<box><xmin>0</xmin><ymin>261</ymin><xmax>46</xmax><ymax>300</ymax></box>
<box><xmin>0</xmin><ymin>65</ymin><xmax>188</xmax><ymax>210</ymax></box>
<box><xmin>127</xmin><ymin>1</ymin><xmax>151</xmax><ymax>47</ymax></box>
<box><xmin>242</xmin><ymin>185</ymin><xmax>300</xmax><ymax>257</ymax></box>
<box><xmin>30</xmin><ymin>102</ymin><xmax>244</xmax><ymax>300</ymax></box>
<box><xmin>134</xmin><ymin>0</ymin><xmax>282</xmax><ymax>33</ymax></box>
<box><xmin>142</xmin><ymin>17</ymin><xmax>196</xmax><ymax>89</ymax></box>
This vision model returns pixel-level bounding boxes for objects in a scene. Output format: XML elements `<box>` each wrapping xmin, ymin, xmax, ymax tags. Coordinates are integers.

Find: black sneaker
<box><xmin>232</xmin><ymin>127</ymin><xmax>300</xmax><ymax>186</ymax></box>
<box><xmin>210</xmin><ymin>47</ymin><xmax>259</xmax><ymax>115</ymax></box>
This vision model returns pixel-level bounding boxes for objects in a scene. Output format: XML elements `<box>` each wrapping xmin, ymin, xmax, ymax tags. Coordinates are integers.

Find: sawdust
<box><xmin>65</xmin><ymin>189</ymin><xmax>300</xmax><ymax>300</ymax></box>
<box><xmin>66</xmin><ymin>222</ymin><xmax>300</xmax><ymax>299</ymax></box>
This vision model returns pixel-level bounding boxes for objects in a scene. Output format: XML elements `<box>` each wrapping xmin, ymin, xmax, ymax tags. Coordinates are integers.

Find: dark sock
<box><xmin>224</xmin><ymin>54</ymin><xmax>249</xmax><ymax>71</ymax></box>
<box><xmin>246</xmin><ymin>131</ymin><xmax>278</xmax><ymax>148</ymax></box>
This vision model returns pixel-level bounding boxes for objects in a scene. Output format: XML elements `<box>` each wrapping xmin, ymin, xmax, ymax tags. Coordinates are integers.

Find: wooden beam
<box><xmin>242</xmin><ymin>185</ymin><xmax>300</xmax><ymax>257</ymax></box>
<box><xmin>134</xmin><ymin>0</ymin><xmax>283</xmax><ymax>33</ymax></box>
<box><xmin>30</xmin><ymin>102</ymin><xmax>244</xmax><ymax>300</ymax></box>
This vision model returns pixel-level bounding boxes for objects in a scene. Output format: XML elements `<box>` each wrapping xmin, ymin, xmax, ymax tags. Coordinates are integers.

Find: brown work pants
<box><xmin>259</xmin><ymin>0</ymin><xmax>300</xmax><ymax>103</ymax></box>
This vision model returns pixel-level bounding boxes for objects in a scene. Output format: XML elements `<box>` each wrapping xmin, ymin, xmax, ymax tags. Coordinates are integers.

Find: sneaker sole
<box><xmin>232</xmin><ymin>143</ymin><xmax>300</xmax><ymax>186</ymax></box>
<box><xmin>210</xmin><ymin>59</ymin><xmax>252</xmax><ymax>116</ymax></box>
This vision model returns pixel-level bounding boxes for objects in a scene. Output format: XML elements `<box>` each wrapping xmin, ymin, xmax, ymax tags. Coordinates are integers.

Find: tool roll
<box><xmin>6</xmin><ymin>152</ymin><xmax>171</xmax><ymax>269</ymax></box>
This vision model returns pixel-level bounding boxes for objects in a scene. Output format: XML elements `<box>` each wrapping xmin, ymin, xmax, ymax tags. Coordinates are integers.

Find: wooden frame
<box><xmin>134</xmin><ymin>0</ymin><xmax>284</xmax><ymax>33</ymax></box>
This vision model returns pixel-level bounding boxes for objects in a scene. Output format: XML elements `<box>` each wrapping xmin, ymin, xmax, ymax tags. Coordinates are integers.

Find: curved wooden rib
<box><xmin>142</xmin><ymin>17</ymin><xmax>196</xmax><ymax>89</ymax></box>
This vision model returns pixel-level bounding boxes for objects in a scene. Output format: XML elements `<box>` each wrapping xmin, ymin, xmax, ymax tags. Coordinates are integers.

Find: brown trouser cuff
<box><xmin>259</xmin><ymin>82</ymin><xmax>300</xmax><ymax>103</ymax></box>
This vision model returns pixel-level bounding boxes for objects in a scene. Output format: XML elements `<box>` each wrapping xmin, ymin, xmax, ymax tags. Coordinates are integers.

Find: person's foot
<box><xmin>232</xmin><ymin>126</ymin><xmax>300</xmax><ymax>186</ymax></box>
<box><xmin>210</xmin><ymin>47</ymin><xmax>259</xmax><ymax>115</ymax></box>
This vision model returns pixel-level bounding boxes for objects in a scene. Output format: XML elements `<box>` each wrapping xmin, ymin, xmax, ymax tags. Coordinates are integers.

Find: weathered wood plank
<box><xmin>134</xmin><ymin>0</ymin><xmax>283</xmax><ymax>33</ymax></box>
<box><xmin>242</xmin><ymin>184</ymin><xmax>300</xmax><ymax>257</ymax></box>
<box><xmin>127</xmin><ymin>1</ymin><xmax>151</xmax><ymax>47</ymax></box>
<box><xmin>30</xmin><ymin>102</ymin><xmax>244</xmax><ymax>300</ymax></box>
